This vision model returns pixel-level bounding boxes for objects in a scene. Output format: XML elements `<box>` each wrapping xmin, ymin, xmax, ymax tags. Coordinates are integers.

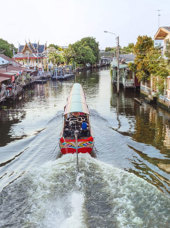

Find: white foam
<box><xmin>59</xmin><ymin>192</ymin><xmax>85</xmax><ymax>228</ymax></box>
<box><xmin>5</xmin><ymin>153</ymin><xmax>168</xmax><ymax>228</ymax></box>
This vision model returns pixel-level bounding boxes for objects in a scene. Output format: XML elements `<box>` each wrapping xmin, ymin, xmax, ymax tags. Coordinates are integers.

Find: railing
<box><xmin>125</xmin><ymin>79</ymin><xmax>135</xmax><ymax>88</ymax></box>
<box><xmin>159</xmin><ymin>94</ymin><xmax>170</xmax><ymax>104</ymax></box>
<box><xmin>141</xmin><ymin>85</ymin><xmax>151</xmax><ymax>94</ymax></box>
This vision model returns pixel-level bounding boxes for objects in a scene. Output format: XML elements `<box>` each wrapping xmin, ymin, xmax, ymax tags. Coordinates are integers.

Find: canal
<box><xmin>0</xmin><ymin>69</ymin><xmax>170</xmax><ymax>227</ymax></box>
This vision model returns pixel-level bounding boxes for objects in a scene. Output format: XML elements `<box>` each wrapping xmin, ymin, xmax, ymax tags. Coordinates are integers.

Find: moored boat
<box><xmin>59</xmin><ymin>83</ymin><xmax>94</xmax><ymax>154</ymax></box>
<box><xmin>52</xmin><ymin>65</ymin><xmax>75</xmax><ymax>80</ymax></box>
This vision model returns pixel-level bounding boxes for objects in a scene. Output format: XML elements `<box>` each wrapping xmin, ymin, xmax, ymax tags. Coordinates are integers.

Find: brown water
<box><xmin>0</xmin><ymin>68</ymin><xmax>170</xmax><ymax>227</ymax></box>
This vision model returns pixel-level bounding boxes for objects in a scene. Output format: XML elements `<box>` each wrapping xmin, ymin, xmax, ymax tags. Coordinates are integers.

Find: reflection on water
<box><xmin>0</xmin><ymin>69</ymin><xmax>170</xmax><ymax>197</ymax></box>
<box><xmin>110</xmin><ymin>85</ymin><xmax>170</xmax><ymax>193</ymax></box>
<box><xmin>110</xmin><ymin>86</ymin><xmax>170</xmax><ymax>153</ymax></box>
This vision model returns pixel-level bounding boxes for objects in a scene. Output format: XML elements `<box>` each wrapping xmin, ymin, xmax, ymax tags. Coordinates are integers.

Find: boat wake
<box><xmin>0</xmin><ymin>154</ymin><xmax>169</xmax><ymax>228</ymax></box>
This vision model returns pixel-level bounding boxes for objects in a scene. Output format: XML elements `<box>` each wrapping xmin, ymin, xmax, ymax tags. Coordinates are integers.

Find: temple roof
<box><xmin>18</xmin><ymin>45</ymin><xmax>25</xmax><ymax>53</ymax></box>
<box><xmin>18</xmin><ymin>42</ymin><xmax>46</xmax><ymax>53</ymax></box>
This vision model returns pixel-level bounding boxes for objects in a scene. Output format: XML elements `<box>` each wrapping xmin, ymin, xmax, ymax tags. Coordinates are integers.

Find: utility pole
<box><xmin>104</xmin><ymin>30</ymin><xmax>120</xmax><ymax>94</ymax></box>
<box><xmin>116</xmin><ymin>36</ymin><xmax>120</xmax><ymax>94</ymax></box>
<box><xmin>157</xmin><ymin>9</ymin><xmax>161</xmax><ymax>28</ymax></box>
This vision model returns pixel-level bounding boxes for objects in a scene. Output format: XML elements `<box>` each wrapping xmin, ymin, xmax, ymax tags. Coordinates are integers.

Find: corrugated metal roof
<box><xmin>64</xmin><ymin>83</ymin><xmax>89</xmax><ymax>115</ymax></box>
<box><xmin>111</xmin><ymin>59</ymin><xmax>128</xmax><ymax>69</ymax></box>
<box><xmin>120</xmin><ymin>54</ymin><xmax>135</xmax><ymax>62</ymax></box>
<box><xmin>0</xmin><ymin>57</ymin><xmax>9</xmax><ymax>65</ymax></box>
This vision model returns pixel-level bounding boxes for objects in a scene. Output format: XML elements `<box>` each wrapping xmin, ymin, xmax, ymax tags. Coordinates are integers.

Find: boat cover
<box><xmin>64</xmin><ymin>83</ymin><xmax>89</xmax><ymax>115</ymax></box>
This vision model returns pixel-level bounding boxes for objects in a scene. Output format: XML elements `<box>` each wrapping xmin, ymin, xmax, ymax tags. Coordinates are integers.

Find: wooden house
<box><xmin>111</xmin><ymin>54</ymin><xmax>140</xmax><ymax>89</ymax></box>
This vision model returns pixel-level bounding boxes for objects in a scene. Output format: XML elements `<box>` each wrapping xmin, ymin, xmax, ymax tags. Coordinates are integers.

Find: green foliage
<box><xmin>146</xmin><ymin>48</ymin><xmax>169</xmax><ymax>78</ymax></box>
<box><xmin>48</xmin><ymin>52</ymin><xmax>64</xmax><ymax>65</ymax></box>
<box><xmin>105</xmin><ymin>43</ymin><xmax>134</xmax><ymax>54</ymax></box>
<box><xmin>128</xmin><ymin>62</ymin><xmax>137</xmax><ymax>72</ymax></box>
<box><xmin>63</xmin><ymin>44</ymin><xmax>75</xmax><ymax>64</ymax></box>
<box><xmin>121</xmin><ymin>43</ymin><xmax>134</xmax><ymax>54</ymax></box>
<box><xmin>63</xmin><ymin>37</ymin><xmax>99</xmax><ymax>66</ymax></box>
<box><xmin>48</xmin><ymin>44</ymin><xmax>59</xmax><ymax>50</ymax></box>
<box><xmin>132</xmin><ymin>36</ymin><xmax>169</xmax><ymax>82</ymax></box>
<box><xmin>165</xmin><ymin>41</ymin><xmax>170</xmax><ymax>68</ymax></box>
<box><xmin>157</xmin><ymin>79</ymin><xmax>164</xmax><ymax>94</ymax></box>
<box><xmin>0</xmin><ymin>38</ymin><xmax>17</xmax><ymax>57</ymax></box>
<box><xmin>105</xmin><ymin>47</ymin><xmax>116</xmax><ymax>52</ymax></box>
<box><xmin>80</xmin><ymin>37</ymin><xmax>99</xmax><ymax>62</ymax></box>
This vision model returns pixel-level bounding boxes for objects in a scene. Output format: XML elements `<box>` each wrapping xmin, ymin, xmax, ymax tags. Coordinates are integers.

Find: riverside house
<box><xmin>111</xmin><ymin>54</ymin><xmax>140</xmax><ymax>89</ymax></box>
<box><xmin>140</xmin><ymin>27</ymin><xmax>170</xmax><ymax>110</ymax></box>
<box><xmin>0</xmin><ymin>55</ymin><xmax>38</xmax><ymax>103</ymax></box>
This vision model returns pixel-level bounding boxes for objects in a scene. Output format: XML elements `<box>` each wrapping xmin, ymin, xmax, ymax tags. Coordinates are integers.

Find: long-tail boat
<box><xmin>59</xmin><ymin>83</ymin><xmax>94</xmax><ymax>154</ymax></box>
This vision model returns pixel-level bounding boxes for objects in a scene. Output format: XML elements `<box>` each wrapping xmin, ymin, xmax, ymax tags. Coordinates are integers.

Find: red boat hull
<box><xmin>60</xmin><ymin>136</ymin><xmax>94</xmax><ymax>154</ymax></box>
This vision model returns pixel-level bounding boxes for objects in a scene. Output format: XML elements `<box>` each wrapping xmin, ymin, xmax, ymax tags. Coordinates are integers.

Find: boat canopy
<box><xmin>64</xmin><ymin>83</ymin><xmax>89</xmax><ymax>115</ymax></box>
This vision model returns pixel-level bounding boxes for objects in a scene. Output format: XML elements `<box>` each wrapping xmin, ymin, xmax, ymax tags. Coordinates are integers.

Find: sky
<box><xmin>0</xmin><ymin>0</ymin><xmax>169</xmax><ymax>49</ymax></box>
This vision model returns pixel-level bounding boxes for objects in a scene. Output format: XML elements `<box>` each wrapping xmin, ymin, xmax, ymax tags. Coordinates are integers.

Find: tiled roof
<box><xmin>28</xmin><ymin>44</ymin><xmax>34</xmax><ymax>52</ymax></box>
<box><xmin>38</xmin><ymin>45</ymin><xmax>45</xmax><ymax>53</ymax></box>
<box><xmin>18</xmin><ymin>45</ymin><xmax>25</xmax><ymax>53</ymax></box>
<box><xmin>18</xmin><ymin>43</ymin><xmax>45</xmax><ymax>54</ymax></box>
<box><xmin>32</xmin><ymin>43</ymin><xmax>38</xmax><ymax>49</ymax></box>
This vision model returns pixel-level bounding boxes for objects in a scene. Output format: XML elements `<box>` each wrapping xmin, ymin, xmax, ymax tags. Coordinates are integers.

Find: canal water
<box><xmin>0</xmin><ymin>69</ymin><xmax>169</xmax><ymax>227</ymax></box>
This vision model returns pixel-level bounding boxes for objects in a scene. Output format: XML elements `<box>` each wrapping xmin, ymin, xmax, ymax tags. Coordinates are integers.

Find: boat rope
<box><xmin>74</xmin><ymin>130</ymin><xmax>79</xmax><ymax>172</ymax></box>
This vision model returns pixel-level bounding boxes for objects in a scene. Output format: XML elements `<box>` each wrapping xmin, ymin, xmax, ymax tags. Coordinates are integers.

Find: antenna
<box><xmin>157</xmin><ymin>9</ymin><xmax>161</xmax><ymax>28</ymax></box>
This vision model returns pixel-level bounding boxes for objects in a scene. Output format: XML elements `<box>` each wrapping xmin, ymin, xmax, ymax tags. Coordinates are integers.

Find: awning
<box><xmin>0</xmin><ymin>76</ymin><xmax>11</xmax><ymax>82</ymax></box>
<box><xmin>64</xmin><ymin>83</ymin><xmax>89</xmax><ymax>115</ymax></box>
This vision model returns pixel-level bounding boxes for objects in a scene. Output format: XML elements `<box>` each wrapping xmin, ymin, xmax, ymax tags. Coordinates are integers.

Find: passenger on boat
<box><xmin>81</xmin><ymin>121</ymin><xmax>87</xmax><ymax>130</ymax></box>
<box><xmin>81</xmin><ymin>121</ymin><xmax>90</xmax><ymax>137</ymax></box>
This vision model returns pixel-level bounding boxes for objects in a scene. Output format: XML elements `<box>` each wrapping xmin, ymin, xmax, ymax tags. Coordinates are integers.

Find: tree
<box><xmin>63</xmin><ymin>44</ymin><xmax>75</xmax><ymax>64</ymax></box>
<box><xmin>80</xmin><ymin>37</ymin><xmax>99</xmax><ymax>63</ymax></box>
<box><xmin>71</xmin><ymin>41</ymin><xmax>96</xmax><ymax>66</ymax></box>
<box><xmin>48</xmin><ymin>52</ymin><xmax>64</xmax><ymax>65</ymax></box>
<box><xmin>48</xmin><ymin>44</ymin><xmax>59</xmax><ymax>50</ymax></box>
<box><xmin>63</xmin><ymin>37</ymin><xmax>98</xmax><ymax>66</ymax></box>
<box><xmin>121</xmin><ymin>43</ymin><xmax>134</xmax><ymax>54</ymax></box>
<box><xmin>129</xmin><ymin>36</ymin><xmax>169</xmax><ymax>82</ymax></box>
<box><xmin>133</xmin><ymin>36</ymin><xmax>153</xmax><ymax>81</ymax></box>
<box><xmin>146</xmin><ymin>48</ymin><xmax>169</xmax><ymax>78</ymax></box>
<box><xmin>165</xmin><ymin>40</ymin><xmax>170</xmax><ymax>67</ymax></box>
<box><xmin>0</xmin><ymin>38</ymin><xmax>17</xmax><ymax>57</ymax></box>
